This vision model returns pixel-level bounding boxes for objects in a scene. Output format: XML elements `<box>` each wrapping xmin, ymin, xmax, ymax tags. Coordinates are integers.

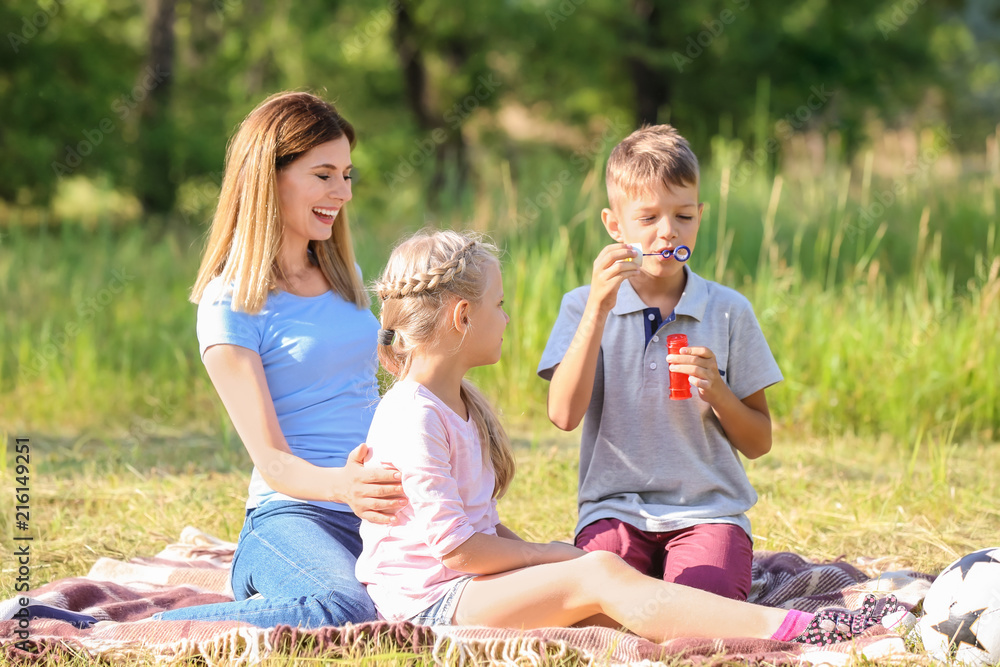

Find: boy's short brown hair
<box><xmin>605</xmin><ymin>124</ymin><xmax>700</xmax><ymax>212</ymax></box>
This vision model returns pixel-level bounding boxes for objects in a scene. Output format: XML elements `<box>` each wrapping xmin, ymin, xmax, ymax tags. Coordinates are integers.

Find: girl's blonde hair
<box><xmin>190</xmin><ymin>91</ymin><xmax>367</xmax><ymax>312</ymax></box>
<box><xmin>375</xmin><ymin>230</ymin><xmax>516</xmax><ymax>498</ymax></box>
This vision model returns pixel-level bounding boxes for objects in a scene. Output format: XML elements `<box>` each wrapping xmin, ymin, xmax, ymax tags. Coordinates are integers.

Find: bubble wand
<box><xmin>620</xmin><ymin>243</ymin><xmax>694</xmax><ymax>398</ymax></box>
<box><xmin>644</xmin><ymin>245</ymin><xmax>691</xmax><ymax>261</ymax></box>
<box><xmin>626</xmin><ymin>243</ymin><xmax>692</xmax><ymax>262</ymax></box>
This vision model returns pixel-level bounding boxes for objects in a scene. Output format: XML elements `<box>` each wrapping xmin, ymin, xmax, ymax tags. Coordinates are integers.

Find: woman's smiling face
<box><xmin>276</xmin><ymin>136</ymin><xmax>353</xmax><ymax>247</ymax></box>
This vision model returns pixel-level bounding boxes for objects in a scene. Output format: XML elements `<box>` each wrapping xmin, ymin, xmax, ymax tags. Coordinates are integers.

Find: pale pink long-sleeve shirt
<box><xmin>355</xmin><ymin>380</ymin><xmax>500</xmax><ymax>621</ymax></box>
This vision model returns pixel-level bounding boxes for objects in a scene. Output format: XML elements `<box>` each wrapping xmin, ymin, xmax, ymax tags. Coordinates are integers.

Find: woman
<box><xmin>155</xmin><ymin>92</ymin><xmax>406</xmax><ymax>628</ymax></box>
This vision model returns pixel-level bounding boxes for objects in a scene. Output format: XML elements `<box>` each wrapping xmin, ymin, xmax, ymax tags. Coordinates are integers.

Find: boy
<box><xmin>537</xmin><ymin>125</ymin><xmax>782</xmax><ymax>600</ymax></box>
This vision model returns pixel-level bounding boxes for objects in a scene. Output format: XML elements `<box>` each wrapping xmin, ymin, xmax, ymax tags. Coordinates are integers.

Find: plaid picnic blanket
<box><xmin>1</xmin><ymin>527</ymin><xmax>933</xmax><ymax>665</ymax></box>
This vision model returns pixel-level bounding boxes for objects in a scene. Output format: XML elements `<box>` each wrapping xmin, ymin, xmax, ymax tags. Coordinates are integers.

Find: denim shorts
<box><xmin>407</xmin><ymin>575</ymin><xmax>475</xmax><ymax>626</ymax></box>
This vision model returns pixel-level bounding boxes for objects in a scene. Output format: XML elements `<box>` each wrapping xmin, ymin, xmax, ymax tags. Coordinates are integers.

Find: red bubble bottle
<box><xmin>666</xmin><ymin>334</ymin><xmax>692</xmax><ymax>400</ymax></box>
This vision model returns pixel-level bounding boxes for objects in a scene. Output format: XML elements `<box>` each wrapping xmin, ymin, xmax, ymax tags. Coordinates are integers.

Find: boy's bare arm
<box><xmin>666</xmin><ymin>346</ymin><xmax>773</xmax><ymax>459</ymax></box>
<box><xmin>708</xmin><ymin>388</ymin><xmax>772</xmax><ymax>459</ymax></box>
<box><xmin>548</xmin><ymin>243</ymin><xmax>639</xmax><ymax>430</ymax></box>
<box><xmin>547</xmin><ymin>303</ymin><xmax>610</xmax><ymax>430</ymax></box>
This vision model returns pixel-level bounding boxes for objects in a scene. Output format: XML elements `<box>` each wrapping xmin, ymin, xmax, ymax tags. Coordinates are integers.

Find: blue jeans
<box><xmin>154</xmin><ymin>501</ymin><xmax>377</xmax><ymax>628</ymax></box>
<box><xmin>407</xmin><ymin>575</ymin><xmax>474</xmax><ymax>626</ymax></box>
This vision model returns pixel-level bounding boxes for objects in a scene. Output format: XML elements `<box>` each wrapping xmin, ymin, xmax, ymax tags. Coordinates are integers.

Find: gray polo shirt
<box><xmin>538</xmin><ymin>265</ymin><xmax>782</xmax><ymax>538</ymax></box>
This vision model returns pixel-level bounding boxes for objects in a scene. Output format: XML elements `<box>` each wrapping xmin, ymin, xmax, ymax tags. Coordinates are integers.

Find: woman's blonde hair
<box><xmin>190</xmin><ymin>91</ymin><xmax>367</xmax><ymax>312</ymax></box>
<box><xmin>375</xmin><ymin>230</ymin><xmax>516</xmax><ymax>498</ymax></box>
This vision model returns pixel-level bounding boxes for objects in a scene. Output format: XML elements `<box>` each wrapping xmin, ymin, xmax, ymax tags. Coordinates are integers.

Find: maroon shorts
<box><xmin>575</xmin><ymin>518</ymin><xmax>753</xmax><ymax>600</ymax></box>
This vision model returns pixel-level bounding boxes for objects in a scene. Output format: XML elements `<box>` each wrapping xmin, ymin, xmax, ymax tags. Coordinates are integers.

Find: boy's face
<box><xmin>602</xmin><ymin>181</ymin><xmax>703</xmax><ymax>280</ymax></box>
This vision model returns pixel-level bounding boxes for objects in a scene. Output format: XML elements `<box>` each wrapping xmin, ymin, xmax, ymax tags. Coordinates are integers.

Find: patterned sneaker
<box><xmin>791</xmin><ymin>594</ymin><xmax>906</xmax><ymax>645</ymax></box>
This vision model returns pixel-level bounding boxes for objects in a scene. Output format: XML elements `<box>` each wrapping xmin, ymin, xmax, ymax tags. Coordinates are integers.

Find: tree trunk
<box><xmin>136</xmin><ymin>0</ymin><xmax>176</xmax><ymax>216</ymax></box>
<box><xmin>629</xmin><ymin>0</ymin><xmax>671</xmax><ymax>128</ymax></box>
<box><xmin>393</xmin><ymin>0</ymin><xmax>434</xmax><ymax>131</ymax></box>
<box><xmin>392</xmin><ymin>0</ymin><xmax>469</xmax><ymax>207</ymax></box>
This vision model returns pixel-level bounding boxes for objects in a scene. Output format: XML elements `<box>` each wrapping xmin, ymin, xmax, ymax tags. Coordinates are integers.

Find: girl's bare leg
<box><xmin>455</xmin><ymin>551</ymin><xmax>788</xmax><ymax>643</ymax></box>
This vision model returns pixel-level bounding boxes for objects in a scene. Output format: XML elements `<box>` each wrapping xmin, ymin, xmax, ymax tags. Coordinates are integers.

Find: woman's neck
<box><xmin>276</xmin><ymin>240</ymin><xmax>312</xmax><ymax>280</ymax></box>
<box><xmin>404</xmin><ymin>351</ymin><xmax>470</xmax><ymax>421</ymax></box>
<box><xmin>276</xmin><ymin>240</ymin><xmax>328</xmax><ymax>296</ymax></box>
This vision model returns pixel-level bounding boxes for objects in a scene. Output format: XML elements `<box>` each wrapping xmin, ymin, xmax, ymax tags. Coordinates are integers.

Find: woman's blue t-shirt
<box><xmin>197</xmin><ymin>277</ymin><xmax>380</xmax><ymax>512</ymax></box>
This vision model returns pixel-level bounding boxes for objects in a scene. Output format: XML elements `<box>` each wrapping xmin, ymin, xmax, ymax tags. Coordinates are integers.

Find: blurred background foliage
<box><xmin>1</xmin><ymin>0</ymin><xmax>997</xmax><ymax>217</ymax></box>
<box><xmin>2</xmin><ymin>0</ymin><xmax>999</xmax><ymax>442</ymax></box>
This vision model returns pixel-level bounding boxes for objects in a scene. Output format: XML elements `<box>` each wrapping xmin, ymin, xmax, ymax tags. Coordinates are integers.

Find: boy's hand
<box><xmin>587</xmin><ymin>243</ymin><xmax>640</xmax><ymax>312</ymax></box>
<box><xmin>666</xmin><ymin>346</ymin><xmax>729</xmax><ymax>405</ymax></box>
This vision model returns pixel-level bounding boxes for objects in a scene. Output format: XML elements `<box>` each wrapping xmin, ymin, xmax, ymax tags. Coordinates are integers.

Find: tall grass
<box><xmin>1</xmin><ymin>129</ymin><xmax>999</xmax><ymax>667</ymax></box>
<box><xmin>2</xmin><ymin>128</ymin><xmax>998</xmax><ymax>444</ymax></box>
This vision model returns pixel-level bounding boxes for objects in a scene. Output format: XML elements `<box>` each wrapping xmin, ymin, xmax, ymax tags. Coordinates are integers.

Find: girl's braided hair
<box><xmin>374</xmin><ymin>230</ymin><xmax>515</xmax><ymax>498</ymax></box>
<box><xmin>375</xmin><ymin>238</ymin><xmax>475</xmax><ymax>300</ymax></box>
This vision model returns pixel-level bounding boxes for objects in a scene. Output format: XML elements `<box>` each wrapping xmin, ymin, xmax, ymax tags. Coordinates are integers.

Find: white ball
<box><xmin>918</xmin><ymin>547</ymin><xmax>1000</xmax><ymax>666</ymax></box>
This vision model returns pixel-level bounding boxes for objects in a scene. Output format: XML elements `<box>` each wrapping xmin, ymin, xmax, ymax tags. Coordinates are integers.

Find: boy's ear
<box><xmin>601</xmin><ymin>208</ymin><xmax>623</xmax><ymax>242</ymax></box>
<box><xmin>451</xmin><ymin>299</ymin><xmax>471</xmax><ymax>333</ymax></box>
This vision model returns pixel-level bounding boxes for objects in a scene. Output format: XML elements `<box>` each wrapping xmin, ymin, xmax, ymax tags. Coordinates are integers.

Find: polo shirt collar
<box><xmin>610</xmin><ymin>264</ymin><xmax>710</xmax><ymax>321</ymax></box>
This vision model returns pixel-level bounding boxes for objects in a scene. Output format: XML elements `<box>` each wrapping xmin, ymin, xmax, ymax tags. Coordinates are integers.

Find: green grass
<box><xmin>2</xmin><ymin>130</ymin><xmax>999</xmax><ymax>663</ymax></box>
<box><xmin>3</xmin><ymin>131</ymin><xmax>998</xmax><ymax>443</ymax></box>
<box><xmin>3</xmin><ymin>433</ymin><xmax>1000</xmax><ymax>664</ymax></box>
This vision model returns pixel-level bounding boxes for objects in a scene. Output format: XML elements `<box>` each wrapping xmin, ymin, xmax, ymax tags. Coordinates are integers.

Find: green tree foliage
<box><xmin>1</xmin><ymin>0</ymin><xmax>142</xmax><ymax>205</ymax></box>
<box><xmin>1</xmin><ymin>0</ymin><xmax>995</xmax><ymax>214</ymax></box>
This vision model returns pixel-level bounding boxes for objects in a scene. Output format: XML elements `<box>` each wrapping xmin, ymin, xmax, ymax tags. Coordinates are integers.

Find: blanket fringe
<box><xmin>54</xmin><ymin>625</ymin><xmax>272</xmax><ymax>666</ymax></box>
<box><xmin>161</xmin><ymin>626</ymin><xmax>271</xmax><ymax>666</ymax></box>
<box><xmin>432</xmin><ymin>629</ymin><xmax>584</xmax><ymax>666</ymax></box>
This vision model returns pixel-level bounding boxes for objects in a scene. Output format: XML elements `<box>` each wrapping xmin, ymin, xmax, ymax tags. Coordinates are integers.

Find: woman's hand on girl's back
<box><xmin>342</xmin><ymin>443</ymin><xmax>407</xmax><ymax>524</ymax></box>
<box><xmin>203</xmin><ymin>345</ymin><xmax>407</xmax><ymax>512</ymax></box>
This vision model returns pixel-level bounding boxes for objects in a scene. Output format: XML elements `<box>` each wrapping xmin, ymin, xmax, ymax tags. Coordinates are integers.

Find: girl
<box><xmin>154</xmin><ymin>92</ymin><xmax>406</xmax><ymax>628</ymax></box>
<box><xmin>355</xmin><ymin>229</ymin><xmax>904</xmax><ymax>644</ymax></box>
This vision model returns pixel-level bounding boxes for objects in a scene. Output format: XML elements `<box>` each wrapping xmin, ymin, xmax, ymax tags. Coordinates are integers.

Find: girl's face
<box><xmin>275</xmin><ymin>136</ymin><xmax>353</xmax><ymax>249</ymax></box>
<box><xmin>464</xmin><ymin>261</ymin><xmax>509</xmax><ymax>367</ymax></box>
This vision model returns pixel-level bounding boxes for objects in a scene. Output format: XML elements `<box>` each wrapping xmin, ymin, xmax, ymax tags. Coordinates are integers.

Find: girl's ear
<box><xmin>451</xmin><ymin>299</ymin><xmax>471</xmax><ymax>333</ymax></box>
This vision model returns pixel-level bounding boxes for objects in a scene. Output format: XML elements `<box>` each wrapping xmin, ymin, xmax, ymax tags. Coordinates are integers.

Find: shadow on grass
<box><xmin>6</xmin><ymin>432</ymin><xmax>251</xmax><ymax>478</ymax></box>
